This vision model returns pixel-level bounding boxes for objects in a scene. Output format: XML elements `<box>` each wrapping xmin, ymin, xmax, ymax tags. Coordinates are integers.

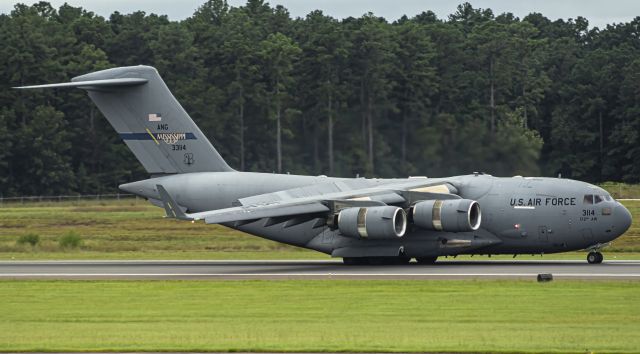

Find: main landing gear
<box><xmin>587</xmin><ymin>251</ymin><xmax>603</xmax><ymax>264</ymax></box>
<box><xmin>342</xmin><ymin>256</ymin><xmax>411</xmax><ymax>265</ymax></box>
<box><xmin>415</xmin><ymin>256</ymin><xmax>438</xmax><ymax>265</ymax></box>
<box><xmin>342</xmin><ymin>256</ymin><xmax>438</xmax><ymax>265</ymax></box>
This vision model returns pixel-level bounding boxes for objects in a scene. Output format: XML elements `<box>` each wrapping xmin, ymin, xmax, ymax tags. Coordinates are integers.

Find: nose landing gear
<box><xmin>587</xmin><ymin>251</ymin><xmax>603</xmax><ymax>264</ymax></box>
<box><xmin>586</xmin><ymin>242</ymin><xmax>609</xmax><ymax>264</ymax></box>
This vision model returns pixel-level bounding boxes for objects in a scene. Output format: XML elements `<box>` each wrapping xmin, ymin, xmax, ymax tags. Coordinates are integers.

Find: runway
<box><xmin>1</xmin><ymin>259</ymin><xmax>640</xmax><ymax>280</ymax></box>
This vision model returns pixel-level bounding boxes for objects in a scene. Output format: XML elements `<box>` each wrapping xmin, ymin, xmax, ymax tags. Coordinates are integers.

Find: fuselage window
<box><xmin>583</xmin><ymin>195</ymin><xmax>594</xmax><ymax>204</ymax></box>
<box><xmin>594</xmin><ymin>195</ymin><xmax>604</xmax><ymax>204</ymax></box>
<box><xmin>604</xmin><ymin>195</ymin><xmax>612</xmax><ymax>201</ymax></box>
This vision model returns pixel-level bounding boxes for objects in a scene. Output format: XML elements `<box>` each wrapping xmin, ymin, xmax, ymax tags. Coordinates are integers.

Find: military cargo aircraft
<box><xmin>17</xmin><ymin>66</ymin><xmax>632</xmax><ymax>265</ymax></box>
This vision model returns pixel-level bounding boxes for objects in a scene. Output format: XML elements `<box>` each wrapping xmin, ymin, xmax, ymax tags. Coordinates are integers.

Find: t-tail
<box><xmin>15</xmin><ymin>65</ymin><xmax>233</xmax><ymax>175</ymax></box>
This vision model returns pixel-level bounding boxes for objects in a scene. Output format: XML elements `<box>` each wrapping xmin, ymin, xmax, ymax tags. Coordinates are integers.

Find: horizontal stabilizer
<box><xmin>13</xmin><ymin>78</ymin><xmax>148</xmax><ymax>90</ymax></box>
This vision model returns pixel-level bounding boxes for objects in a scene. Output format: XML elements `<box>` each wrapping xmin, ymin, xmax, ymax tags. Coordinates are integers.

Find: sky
<box><xmin>1</xmin><ymin>0</ymin><xmax>639</xmax><ymax>28</ymax></box>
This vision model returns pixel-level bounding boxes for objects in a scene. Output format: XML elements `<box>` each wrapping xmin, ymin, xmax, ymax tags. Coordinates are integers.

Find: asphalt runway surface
<box><xmin>1</xmin><ymin>259</ymin><xmax>640</xmax><ymax>280</ymax></box>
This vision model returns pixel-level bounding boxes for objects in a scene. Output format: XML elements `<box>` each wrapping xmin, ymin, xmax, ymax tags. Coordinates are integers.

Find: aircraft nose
<box><xmin>613</xmin><ymin>203</ymin><xmax>632</xmax><ymax>237</ymax></box>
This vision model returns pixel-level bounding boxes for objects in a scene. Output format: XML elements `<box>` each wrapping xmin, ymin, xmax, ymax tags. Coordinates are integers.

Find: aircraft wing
<box><xmin>194</xmin><ymin>202</ymin><xmax>330</xmax><ymax>224</ymax></box>
<box><xmin>156</xmin><ymin>179</ymin><xmax>458</xmax><ymax>225</ymax></box>
<box><xmin>157</xmin><ymin>184</ymin><xmax>329</xmax><ymax>223</ymax></box>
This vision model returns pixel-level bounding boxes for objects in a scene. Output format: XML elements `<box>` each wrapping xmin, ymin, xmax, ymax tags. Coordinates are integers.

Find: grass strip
<box><xmin>0</xmin><ymin>280</ymin><xmax>638</xmax><ymax>353</ymax></box>
<box><xmin>0</xmin><ymin>199</ymin><xmax>638</xmax><ymax>260</ymax></box>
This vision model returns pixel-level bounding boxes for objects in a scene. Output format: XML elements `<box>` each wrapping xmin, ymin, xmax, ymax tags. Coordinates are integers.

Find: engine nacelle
<box><xmin>338</xmin><ymin>206</ymin><xmax>407</xmax><ymax>239</ymax></box>
<box><xmin>412</xmin><ymin>199</ymin><xmax>481</xmax><ymax>232</ymax></box>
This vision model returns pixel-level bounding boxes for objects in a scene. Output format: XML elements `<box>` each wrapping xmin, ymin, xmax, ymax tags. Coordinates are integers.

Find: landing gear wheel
<box><xmin>587</xmin><ymin>251</ymin><xmax>603</xmax><ymax>264</ymax></box>
<box><xmin>366</xmin><ymin>257</ymin><xmax>411</xmax><ymax>265</ymax></box>
<box><xmin>343</xmin><ymin>257</ymin><xmax>411</xmax><ymax>265</ymax></box>
<box><xmin>415</xmin><ymin>256</ymin><xmax>438</xmax><ymax>265</ymax></box>
<box><xmin>343</xmin><ymin>257</ymin><xmax>366</xmax><ymax>265</ymax></box>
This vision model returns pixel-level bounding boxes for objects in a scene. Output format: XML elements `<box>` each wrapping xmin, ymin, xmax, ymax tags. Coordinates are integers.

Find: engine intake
<box><xmin>338</xmin><ymin>206</ymin><xmax>407</xmax><ymax>239</ymax></box>
<box><xmin>412</xmin><ymin>199</ymin><xmax>481</xmax><ymax>232</ymax></box>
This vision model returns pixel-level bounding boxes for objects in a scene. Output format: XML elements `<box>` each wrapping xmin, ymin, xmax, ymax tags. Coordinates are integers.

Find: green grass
<box><xmin>600</xmin><ymin>181</ymin><xmax>640</xmax><ymax>199</ymax></box>
<box><xmin>0</xmin><ymin>196</ymin><xmax>638</xmax><ymax>261</ymax></box>
<box><xmin>0</xmin><ymin>280</ymin><xmax>637</xmax><ymax>353</ymax></box>
<box><xmin>0</xmin><ymin>199</ymin><xmax>322</xmax><ymax>260</ymax></box>
<box><xmin>611</xmin><ymin>199</ymin><xmax>640</xmax><ymax>252</ymax></box>
<box><xmin>0</xmin><ymin>251</ymin><xmax>329</xmax><ymax>260</ymax></box>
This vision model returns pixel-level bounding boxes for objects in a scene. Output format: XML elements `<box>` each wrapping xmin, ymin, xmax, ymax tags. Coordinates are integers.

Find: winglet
<box><xmin>156</xmin><ymin>184</ymin><xmax>193</xmax><ymax>221</ymax></box>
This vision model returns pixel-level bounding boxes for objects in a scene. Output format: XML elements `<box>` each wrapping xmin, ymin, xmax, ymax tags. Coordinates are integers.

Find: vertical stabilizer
<box><xmin>19</xmin><ymin>65</ymin><xmax>233</xmax><ymax>174</ymax></box>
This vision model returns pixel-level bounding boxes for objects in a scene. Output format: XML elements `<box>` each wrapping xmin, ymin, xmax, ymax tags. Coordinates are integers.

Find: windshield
<box><xmin>583</xmin><ymin>194</ymin><xmax>610</xmax><ymax>204</ymax></box>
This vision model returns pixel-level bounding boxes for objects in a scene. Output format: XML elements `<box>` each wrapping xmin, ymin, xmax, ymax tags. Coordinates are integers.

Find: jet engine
<box><xmin>412</xmin><ymin>199</ymin><xmax>481</xmax><ymax>232</ymax></box>
<box><xmin>338</xmin><ymin>206</ymin><xmax>407</xmax><ymax>239</ymax></box>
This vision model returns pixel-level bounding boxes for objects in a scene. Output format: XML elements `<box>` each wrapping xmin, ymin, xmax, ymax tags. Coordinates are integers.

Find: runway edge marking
<box><xmin>2</xmin><ymin>273</ymin><xmax>640</xmax><ymax>277</ymax></box>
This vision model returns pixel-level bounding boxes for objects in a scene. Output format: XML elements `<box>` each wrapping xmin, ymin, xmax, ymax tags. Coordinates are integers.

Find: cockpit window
<box><xmin>585</xmin><ymin>194</ymin><xmax>609</xmax><ymax>204</ymax></box>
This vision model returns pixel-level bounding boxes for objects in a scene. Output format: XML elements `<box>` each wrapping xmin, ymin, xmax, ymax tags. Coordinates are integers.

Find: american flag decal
<box><xmin>148</xmin><ymin>113</ymin><xmax>162</xmax><ymax>122</ymax></box>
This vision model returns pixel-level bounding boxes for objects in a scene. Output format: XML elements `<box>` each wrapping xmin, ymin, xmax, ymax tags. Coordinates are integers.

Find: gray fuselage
<box><xmin>121</xmin><ymin>172</ymin><xmax>632</xmax><ymax>258</ymax></box>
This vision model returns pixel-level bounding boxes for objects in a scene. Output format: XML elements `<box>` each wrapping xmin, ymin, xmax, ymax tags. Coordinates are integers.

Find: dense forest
<box><xmin>0</xmin><ymin>1</ymin><xmax>639</xmax><ymax>196</ymax></box>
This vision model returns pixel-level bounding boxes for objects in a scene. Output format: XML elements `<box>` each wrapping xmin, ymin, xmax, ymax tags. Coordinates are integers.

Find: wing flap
<box><xmin>199</xmin><ymin>202</ymin><xmax>330</xmax><ymax>224</ymax></box>
<box><xmin>156</xmin><ymin>183</ymin><xmax>330</xmax><ymax>224</ymax></box>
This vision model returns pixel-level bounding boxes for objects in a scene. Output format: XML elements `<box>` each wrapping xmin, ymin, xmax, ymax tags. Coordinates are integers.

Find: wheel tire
<box><xmin>362</xmin><ymin>257</ymin><xmax>377</xmax><ymax>265</ymax></box>
<box><xmin>343</xmin><ymin>257</ymin><xmax>361</xmax><ymax>265</ymax></box>
<box><xmin>587</xmin><ymin>252</ymin><xmax>599</xmax><ymax>264</ymax></box>
<box><xmin>415</xmin><ymin>256</ymin><xmax>438</xmax><ymax>265</ymax></box>
<box><xmin>595</xmin><ymin>252</ymin><xmax>604</xmax><ymax>264</ymax></box>
<box><xmin>345</xmin><ymin>257</ymin><xmax>411</xmax><ymax>265</ymax></box>
<box><xmin>394</xmin><ymin>257</ymin><xmax>411</xmax><ymax>265</ymax></box>
<box><xmin>368</xmin><ymin>257</ymin><xmax>395</xmax><ymax>265</ymax></box>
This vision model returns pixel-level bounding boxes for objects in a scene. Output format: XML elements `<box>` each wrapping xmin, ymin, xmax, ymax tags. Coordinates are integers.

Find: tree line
<box><xmin>1</xmin><ymin>1</ymin><xmax>639</xmax><ymax>196</ymax></box>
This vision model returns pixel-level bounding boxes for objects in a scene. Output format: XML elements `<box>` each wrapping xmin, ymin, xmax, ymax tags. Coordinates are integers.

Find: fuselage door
<box><xmin>581</xmin><ymin>228</ymin><xmax>594</xmax><ymax>241</ymax></box>
<box><xmin>538</xmin><ymin>225</ymin><xmax>549</xmax><ymax>242</ymax></box>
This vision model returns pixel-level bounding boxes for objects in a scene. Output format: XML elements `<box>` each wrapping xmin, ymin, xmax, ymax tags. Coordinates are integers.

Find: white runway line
<box><xmin>0</xmin><ymin>259</ymin><xmax>341</xmax><ymax>264</ymax></box>
<box><xmin>2</xmin><ymin>273</ymin><xmax>640</xmax><ymax>277</ymax></box>
<box><xmin>0</xmin><ymin>259</ymin><xmax>639</xmax><ymax>264</ymax></box>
